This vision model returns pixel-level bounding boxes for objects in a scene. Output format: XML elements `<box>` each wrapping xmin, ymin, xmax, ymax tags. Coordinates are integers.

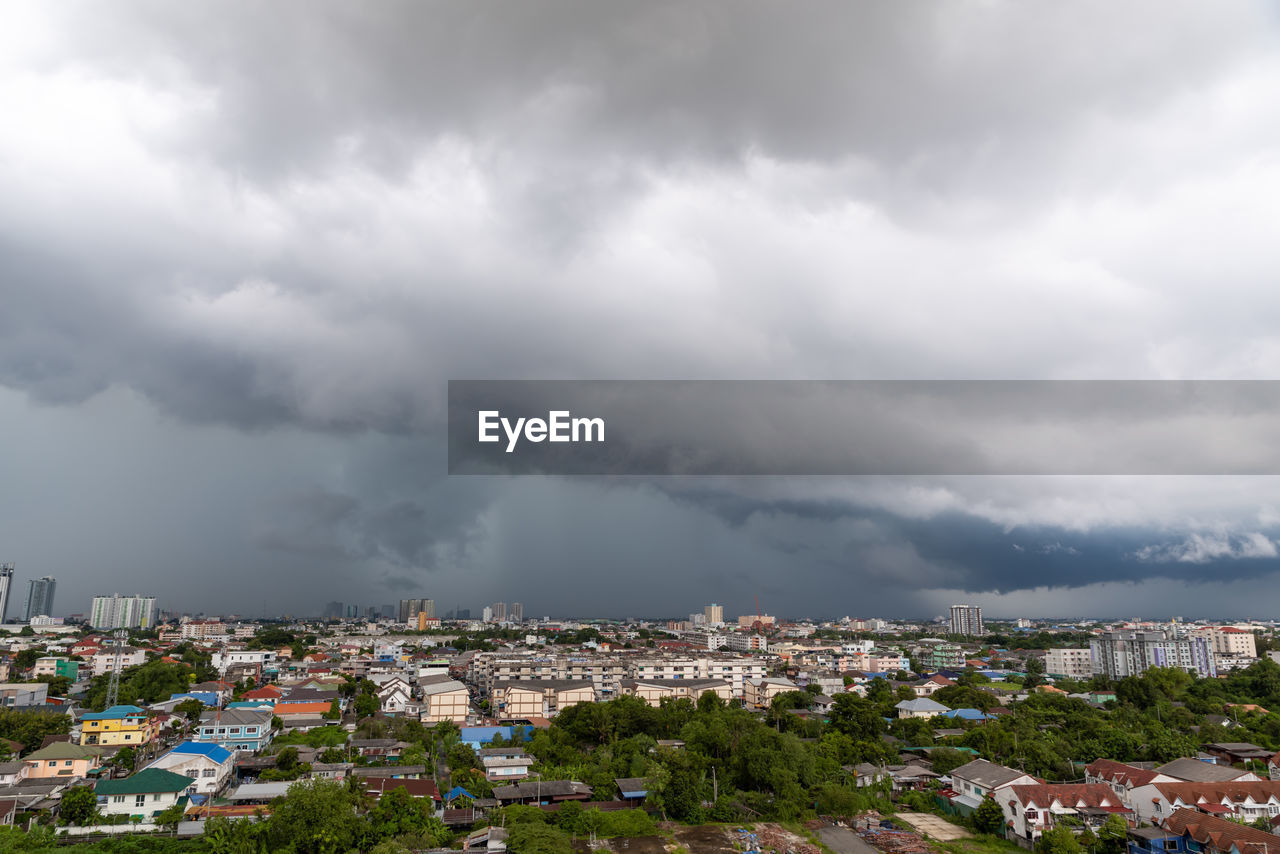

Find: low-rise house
<box><xmin>483</xmin><ymin>753</ymin><xmax>534</xmax><ymax>783</ymax></box>
<box><xmin>464</xmin><ymin>826</ymin><xmax>508</xmax><ymax>853</ymax></box>
<box><xmin>95</xmin><ymin>768</ymin><xmax>194</xmax><ymax>819</ymax></box>
<box><xmin>950</xmin><ymin>759</ymin><xmax>1039</xmax><ymax>809</ymax></box>
<box><xmin>1155</xmin><ymin>758</ymin><xmax>1260</xmax><ymax>784</ymax></box>
<box><xmin>0</xmin><ymin>761</ymin><xmax>28</xmax><ymax>786</ymax></box>
<box><xmin>1201</xmin><ymin>743</ymin><xmax>1274</xmax><ymax>766</ymax></box>
<box><xmin>20</xmin><ymin>742</ymin><xmax>104</xmax><ymax>780</ymax></box>
<box><xmin>492</xmin><ymin>780</ymin><xmax>592</xmax><ymax>806</ymax></box>
<box><xmin>351</xmin><ymin>739</ymin><xmax>408</xmax><ymax>761</ymax></box>
<box><xmin>143</xmin><ymin>742</ymin><xmax>235</xmax><ymax>796</ymax></box>
<box><xmin>1129</xmin><ymin>781</ymin><xmax>1280</xmax><ymax>825</ymax></box>
<box><xmin>1086</xmin><ymin>759</ymin><xmax>1174</xmax><ymax>806</ymax></box>
<box><xmin>274</xmin><ymin>689</ymin><xmax>340</xmax><ymax>719</ymax></box>
<box><xmin>193</xmin><ymin>708</ymin><xmax>274</xmax><ymax>751</ymax></box>
<box><xmin>89</xmin><ymin>647</ymin><xmax>146</xmax><ymax>677</ymax></box>
<box><xmin>377</xmin><ymin>678</ymin><xmax>414</xmax><ymax>716</ymax></box>
<box><xmin>895</xmin><ymin>698</ymin><xmax>950</xmax><ymax>720</ymax></box>
<box><xmin>362</xmin><ymin>777</ymin><xmax>441</xmax><ymax>803</ymax></box>
<box><xmin>998</xmin><ymin>784</ymin><xmax>1131</xmax><ymax>843</ymax></box>
<box><xmin>1159</xmin><ymin>807</ymin><xmax>1279</xmax><ymax>854</ymax></box>
<box><xmin>79</xmin><ymin>705</ymin><xmax>159</xmax><ymax>747</ymax></box>
<box><xmin>844</xmin><ymin>763</ymin><xmax>891</xmax><ymax>788</ymax></box>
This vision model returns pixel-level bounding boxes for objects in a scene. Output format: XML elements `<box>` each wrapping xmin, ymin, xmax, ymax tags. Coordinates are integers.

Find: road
<box><xmin>815</xmin><ymin>825</ymin><xmax>882</xmax><ymax>854</ymax></box>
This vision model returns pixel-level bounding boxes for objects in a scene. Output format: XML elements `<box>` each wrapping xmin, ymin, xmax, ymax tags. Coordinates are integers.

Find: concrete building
<box><xmin>95</xmin><ymin>768</ymin><xmax>194</xmax><ymax>819</ymax></box>
<box><xmin>143</xmin><ymin>742</ymin><xmax>235</xmax><ymax>796</ymax></box>
<box><xmin>625</xmin><ymin>678</ymin><xmax>733</xmax><ymax>707</ymax></box>
<box><xmin>1090</xmin><ymin>631</ymin><xmax>1216</xmax><ymax>679</ymax></box>
<box><xmin>89</xmin><ymin>594</ymin><xmax>157</xmax><ymax>629</ymax></box>
<box><xmin>704</xmin><ymin>603</ymin><xmax>724</xmax><ymax>625</ymax></box>
<box><xmin>949</xmin><ymin>604</ymin><xmax>984</xmax><ymax>636</ymax></box>
<box><xmin>22</xmin><ymin>576</ymin><xmax>56</xmax><ymax>622</ymax></box>
<box><xmin>490</xmin><ymin>680</ymin><xmax>594</xmax><ymax>717</ymax></box>
<box><xmin>420</xmin><ymin>679</ymin><xmax>470</xmax><ymax>724</ymax></box>
<box><xmin>744</xmin><ymin>676</ymin><xmax>798</xmax><ymax>708</ymax></box>
<box><xmin>1045</xmin><ymin>648</ymin><xmax>1093</xmax><ymax>680</ymax></box>
<box><xmin>0</xmin><ymin>564</ymin><xmax>12</xmax><ymax>625</ymax></box>
<box><xmin>1192</xmin><ymin>626</ymin><xmax>1258</xmax><ymax>659</ymax></box>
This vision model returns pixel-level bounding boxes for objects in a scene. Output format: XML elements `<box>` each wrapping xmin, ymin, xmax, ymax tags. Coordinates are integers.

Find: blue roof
<box><xmin>82</xmin><ymin>704</ymin><xmax>147</xmax><ymax>720</ymax></box>
<box><xmin>170</xmin><ymin>741</ymin><xmax>233</xmax><ymax>763</ymax></box>
<box><xmin>446</xmin><ymin>786</ymin><xmax>476</xmax><ymax>801</ymax></box>
<box><xmin>941</xmin><ymin>708</ymin><xmax>990</xmax><ymax>720</ymax></box>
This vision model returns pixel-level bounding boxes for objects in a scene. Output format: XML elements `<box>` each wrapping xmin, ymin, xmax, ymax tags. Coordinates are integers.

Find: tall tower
<box><xmin>0</xmin><ymin>564</ymin><xmax>13</xmax><ymax>624</ymax></box>
<box><xmin>949</xmin><ymin>604</ymin><xmax>984</xmax><ymax>636</ymax></box>
<box><xmin>23</xmin><ymin>577</ymin><xmax>57</xmax><ymax>621</ymax></box>
<box><xmin>704</xmin><ymin>603</ymin><xmax>724</xmax><ymax>625</ymax></box>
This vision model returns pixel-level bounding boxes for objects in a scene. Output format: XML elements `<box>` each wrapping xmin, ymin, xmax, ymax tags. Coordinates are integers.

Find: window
<box><xmin>203</xmin><ymin>769</ymin><xmax>217</xmax><ymax>777</ymax></box>
<box><xmin>113</xmin><ymin>796</ymin><xmax>124</xmax><ymax>803</ymax></box>
<box><xmin>135</xmin><ymin>795</ymin><xmax>145</xmax><ymax>807</ymax></box>
<box><xmin>1164</xmin><ymin>842</ymin><xmax>1179</xmax><ymax>851</ymax></box>
<box><xmin>1025</xmin><ymin>810</ymin><xmax>1038</xmax><ymax>821</ymax></box>
<box><xmin>65</xmin><ymin>760</ymin><xmax>73</xmax><ymax>766</ymax></box>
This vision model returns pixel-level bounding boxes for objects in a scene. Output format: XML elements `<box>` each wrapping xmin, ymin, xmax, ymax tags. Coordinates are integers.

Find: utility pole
<box><xmin>104</xmin><ymin>628</ymin><xmax>128</xmax><ymax>708</ymax></box>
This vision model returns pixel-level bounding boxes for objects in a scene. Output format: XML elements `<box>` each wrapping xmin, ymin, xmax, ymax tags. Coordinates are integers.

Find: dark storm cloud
<box><xmin>4</xmin><ymin>3</ymin><xmax>1280</xmax><ymax>616</ymax></box>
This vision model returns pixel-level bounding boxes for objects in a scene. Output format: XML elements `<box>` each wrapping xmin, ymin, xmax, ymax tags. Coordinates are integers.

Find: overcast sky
<box><xmin>6</xmin><ymin>2</ymin><xmax>1280</xmax><ymax>621</ymax></box>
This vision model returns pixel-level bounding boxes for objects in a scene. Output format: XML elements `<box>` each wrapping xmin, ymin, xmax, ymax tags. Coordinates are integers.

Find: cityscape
<box><xmin>7</xmin><ymin>2</ymin><xmax>1280</xmax><ymax>853</ymax></box>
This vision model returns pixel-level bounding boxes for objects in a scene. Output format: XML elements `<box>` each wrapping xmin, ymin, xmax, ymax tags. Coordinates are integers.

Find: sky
<box><xmin>5</xmin><ymin>2</ymin><xmax>1280</xmax><ymax>620</ymax></box>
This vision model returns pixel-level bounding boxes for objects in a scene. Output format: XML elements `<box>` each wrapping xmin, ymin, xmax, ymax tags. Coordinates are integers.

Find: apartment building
<box><xmin>1191</xmin><ymin>627</ymin><xmax>1258</xmax><ymax>659</ymax></box>
<box><xmin>1089</xmin><ymin>631</ymin><xmax>1216</xmax><ymax>679</ymax></box>
<box><xmin>1045</xmin><ymin>648</ymin><xmax>1093</xmax><ymax>680</ymax></box>
<box><xmin>466</xmin><ymin>651</ymin><xmax>768</xmax><ymax>700</ymax></box>
<box><xmin>490</xmin><ymin>680</ymin><xmax>595</xmax><ymax>717</ymax></box>
<box><xmin>420</xmin><ymin>679</ymin><xmax>471</xmax><ymax>724</ymax></box>
<box><xmin>80</xmin><ymin>705</ymin><xmax>161</xmax><ymax>747</ymax></box>
<box><xmin>625</xmin><ymin>678</ymin><xmax>733</xmax><ymax>707</ymax></box>
<box><xmin>743</xmin><ymin>677</ymin><xmax>799</xmax><ymax>708</ymax></box>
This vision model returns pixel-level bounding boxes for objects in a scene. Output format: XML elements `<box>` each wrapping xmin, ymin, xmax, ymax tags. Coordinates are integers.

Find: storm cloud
<box><xmin>4</xmin><ymin>2</ymin><xmax>1280</xmax><ymax>618</ymax></box>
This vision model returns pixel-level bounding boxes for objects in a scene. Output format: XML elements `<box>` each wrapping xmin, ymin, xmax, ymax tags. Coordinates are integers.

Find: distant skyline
<box><xmin>6</xmin><ymin>3</ymin><xmax>1280</xmax><ymax>619</ymax></box>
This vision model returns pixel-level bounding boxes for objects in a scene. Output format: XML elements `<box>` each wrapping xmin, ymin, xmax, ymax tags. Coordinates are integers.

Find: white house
<box><xmin>949</xmin><ymin>759</ymin><xmax>1039</xmax><ymax>810</ymax></box>
<box><xmin>142</xmin><ymin>741</ymin><xmax>235</xmax><ymax>796</ymax></box>
<box><xmin>95</xmin><ymin>768</ymin><xmax>195</xmax><ymax>819</ymax></box>
<box><xmin>996</xmin><ymin>784</ymin><xmax>1131</xmax><ymax>844</ymax></box>
<box><xmin>1127</xmin><ymin>781</ymin><xmax>1280</xmax><ymax>826</ymax></box>
<box><xmin>894</xmin><ymin>698</ymin><xmax>949</xmax><ymax>719</ymax></box>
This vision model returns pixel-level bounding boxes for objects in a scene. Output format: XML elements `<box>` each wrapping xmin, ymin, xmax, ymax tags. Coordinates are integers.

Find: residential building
<box><xmin>1090</xmin><ymin>632</ymin><xmax>1216</xmax><ymax>679</ymax></box>
<box><xmin>32</xmin><ymin>657</ymin><xmax>79</xmax><ymax>680</ymax></box>
<box><xmin>89</xmin><ymin>646</ymin><xmax>147</xmax><ymax>677</ymax></box>
<box><xmin>625</xmin><ymin>678</ymin><xmax>733</xmax><ymax>707</ymax></box>
<box><xmin>492</xmin><ymin>602</ymin><xmax>507</xmax><ymax>622</ymax></box>
<box><xmin>490</xmin><ymin>680</ymin><xmax>594</xmax><ymax>717</ymax></box>
<box><xmin>998</xmin><ymin>784</ymin><xmax>1131</xmax><ymax>843</ymax></box>
<box><xmin>737</xmin><ymin>614</ymin><xmax>775</xmax><ymax>629</ymax></box>
<box><xmin>1192</xmin><ymin>627</ymin><xmax>1258</xmax><ymax>659</ymax></box>
<box><xmin>482</xmin><ymin>750</ymin><xmax>534</xmax><ymax>783</ymax></box>
<box><xmin>492</xmin><ymin>780</ymin><xmax>592</xmax><ymax>807</ymax></box>
<box><xmin>1129</xmin><ymin>780</ymin><xmax>1280</xmax><ymax>825</ymax></box>
<box><xmin>144</xmin><ymin>742</ymin><xmax>235</xmax><ymax>796</ymax></box>
<box><xmin>79</xmin><ymin>705</ymin><xmax>160</xmax><ymax>746</ymax></box>
<box><xmin>95</xmin><ymin>768</ymin><xmax>194</xmax><ymax>819</ymax></box>
<box><xmin>89</xmin><ymin>594</ymin><xmax>157</xmax><ymax>629</ymax></box>
<box><xmin>1086</xmin><ymin>759</ymin><xmax>1177</xmax><ymax>805</ymax></box>
<box><xmin>1159</xmin><ymin>807</ymin><xmax>1280</xmax><ymax>854</ymax></box>
<box><xmin>1154</xmin><ymin>758</ymin><xmax>1260</xmax><ymax>784</ymax></box>
<box><xmin>949</xmin><ymin>605</ymin><xmax>984</xmax><ymax>636</ymax></box>
<box><xmin>509</xmin><ymin>603</ymin><xmax>523</xmax><ymax>622</ymax></box>
<box><xmin>398</xmin><ymin>599</ymin><xmax>434</xmax><ymax>623</ymax></box>
<box><xmin>0</xmin><ymin>564</ymin><xmax>12</xmax><ymax>624</ymax></box>
<box><xmin>22</xmin><ymin>577</ymin><xmax>56</xmax><ymax>622</ymax></box>
<box><xmin>22</xmin><ymin>742</ymin><xmax>104</xmax><ymax>779</ymax></box>
<box><xmin>724</xmin><ymin>633</ymin><xmax>769</xmax><ymax>653</ymax></box>
<box><xmin>744</xmin><ymin>677</ymin><xmax>799</xmax><ymax>708</ymax></box>
<box><xmin>0</xmin><ymin>684</ymin><xmax>49</xmax><ymax>707</ymax></box>
<box><xmin>704</xmin><ymin>604</ymin><xmax>724</xmax><ymax>626</ymax></box>
<box><xmin>949</xmin><ymin>759</ymin><xmax>1038</xmax><ymax>809</ymax></box>
<box><xmin>420</xmin><ymin>679</ymin><xmax>470</xmax><ymax>724</ymax></box>
<box><xmin>1046</xmin><ymin>648</ymin><xmax>1093</xmax><ymax>680</ymax></box>
<box><xmin>895</xmin><ymin>698</ymin><xmax>950</xmax><ymax>719</ymax></box>
<box><xmin>194</xmin><ymin>708</ymin><xmax>275</xmax><ymax>751</ymax></box>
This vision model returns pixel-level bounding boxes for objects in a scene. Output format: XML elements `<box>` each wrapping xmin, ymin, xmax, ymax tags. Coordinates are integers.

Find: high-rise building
<box><xmin>344</xmin><ymin>604</ymin><xmax>359</xmax><ymax>619</ymax></box>
<box><xmin>510</xmin><ymin>602</ymin><xmax>523</xmax><ymax>622</ymax></box>
<box><xmin>704</xmin><ymin>603</ymin><xmax>724</xmax><ymax>625</ymax></box>
<box><xmin>456</xmin><ymin>608</ymin><xmax>470</xmax><ymax>620</ymax></box>
<box><xmin>89</xmin><ymin>594</ymin><xmax>157</xmax><ymax>629</ymax></box>
<box><xmin>0</xmin><ymin>564</ymin><xmax>13</xmax><ymax>624</ymax></box>
<box><xmin>398</xmin><ymin>598</ymin><xmax>435</xmax><ymax>623</ymax></box>
<box><xmin>482</xmin><ymin>606</ymin><xmax>493</xmax><ymax>622</ymax></box>
<box><xmin>322</xmin><ymin>601</ymin><xmax>343</xmax><ymax>620</ymax></box>
<box><xmin>949</xmin><ymin>604</ymin><xmax>984</xmax><ymax>636</ymax></box>
<box><xmin>1090</xmin><ymin>631</ymin><xmax>1217</xmax><ymax>679</ymax></box>
<box><xmin>23</xmin><ymin>576</ymin><xmax>57</xmax><ymax>621</ymax></box>
<box><xmin>492</xmin><ymin>602</ymin><xmax>507</xmax><ymax>621</ymax></box>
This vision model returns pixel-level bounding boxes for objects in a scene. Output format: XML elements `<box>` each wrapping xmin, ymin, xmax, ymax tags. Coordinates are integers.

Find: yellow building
<box><xmin>79</xmin><ymin>705</ymin><xmax>160</xmax><ymax>746</ymax></box>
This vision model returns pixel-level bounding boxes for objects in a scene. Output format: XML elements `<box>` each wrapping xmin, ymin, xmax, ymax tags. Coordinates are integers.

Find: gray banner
<box><xmin>447</xmin><ymin>380</ymin><xmax>1280</xmax><ymax>475</ymax></box>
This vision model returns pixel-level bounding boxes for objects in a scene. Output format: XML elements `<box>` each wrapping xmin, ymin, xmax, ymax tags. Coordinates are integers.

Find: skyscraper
<box><xmin>704</xmin><ymin>603</ymin><xmax>724</xmax><ymax>625</ymax></box>
<box><xmin>23</xmin><ymin>576</ymin><xmax>56</xmax><ymax>621</ymax></box>
<box><xmin>492</xmin><ymin>602</ymin><xmax>507</xmax><ymax>621</ymax></box>
<box><xmin>0</xmin><ymin>564</ymin><xmax>12</xmax><ymax>624</ymax></box>
<box><xmin>510</xmin><ymin>602</ymin><xmax>523</xmax><ymax>622</ymax></box>
<box><xmin>949</xmin><ymin>604</ymin><xmax>984</xmax><ymax>636</ymax></box>
<box><xmin>398</xmin><ymin>598</ymin><xmax>435</xmax><ymax>623</ymax></box>
<box><xmin>90</xmin><ymin>594</ymin><xmax>157</xmax><ymax>629</ymax></box>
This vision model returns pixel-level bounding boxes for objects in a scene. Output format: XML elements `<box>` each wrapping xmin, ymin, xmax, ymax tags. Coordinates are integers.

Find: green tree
<box><xmin>367</xmin><ymin>786</ymin><xmax>449</xmax><ymax>845</ymax></box>
<box><xmin>114</xmin><ymin>745</ymin><xmax>137</xmax><ymax>772</ymax></box>
<box><xmin>355</xmin><ymin>693</ymin><xmax>380</xmax><ymax>718</ymax></box>
<box><xmin>1036</xmin><ymin>827</ymin><xmax>1083</xmax><ymax>854</ymax></box>
<box><xmin>155</xmin><ymin>801</ymin><xmax>187</xmax><ymax>832</ymax></box>
<box><xmin>61</xmin><ymin>785</ymin><xmax>98</xmax><ymax>826</ymax></box>
<box><xmin>973</xmin><ymin>796</ymin><xmax>1005</xmax><ymax>835</ymax></box>
<box><xmin>323</xmin><ymin>698</ymin><xmax>342</xmax><ymax>720</ymax></box>
<box><xmin>507</xmin><ymin>821</ymin><xmax>574</xmax><ymax>854</ymax></box>
<box><xmin>277</xmin><ymin>745</ymin><xmax>300</xmax><ymax>771</ymax></box>
<box><xmin>1096</xmin><ymin>813</ymin><xmax>1128</xmax><ymax>854</ymax></box>
<box><xmin>265</xmin><ymin>778</ymin><xmax>363</xmax><ymax>854</ymax></box>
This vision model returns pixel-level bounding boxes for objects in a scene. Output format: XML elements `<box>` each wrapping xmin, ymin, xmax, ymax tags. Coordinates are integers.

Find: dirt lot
<box><xmin>892</xmin><ymin>813</ymin><xmax>970</xmax><ymax>841</ymax></box>
<box><xmin>668</xmin><ymin>825</ymin><xmax>739</xmax><ymax>854</ymax></box>
<box><xmin>577</xmin><ymin>837</ymin><xmax>671</xmax><ymax>854</ymax></box>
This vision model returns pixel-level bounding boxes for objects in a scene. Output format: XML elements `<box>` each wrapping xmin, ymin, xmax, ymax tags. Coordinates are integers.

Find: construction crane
<box><xmin>103</xmin><ymin>628</ymin><xmax>128</xmax><ymax>708</ymax></box>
